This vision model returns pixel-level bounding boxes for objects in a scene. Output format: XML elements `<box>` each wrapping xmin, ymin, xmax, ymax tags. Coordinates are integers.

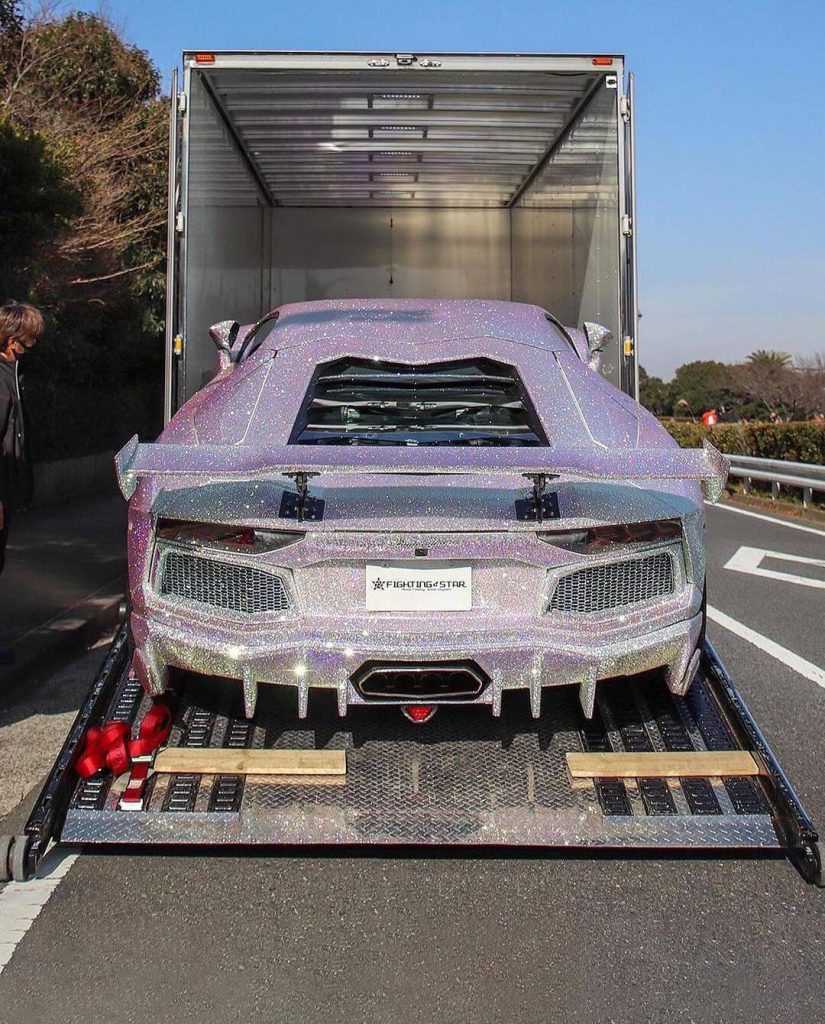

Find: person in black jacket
<box><xmin>0</xmin><ymin>301</ymin><xmax>44</xmax><ymax>665</ymax></box>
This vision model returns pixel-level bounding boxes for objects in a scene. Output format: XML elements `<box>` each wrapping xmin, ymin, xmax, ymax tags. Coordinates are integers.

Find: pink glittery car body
<box><xmin>117</xmin><ymin>299</ymin><xmax>728</xmax><ymax>721</ymax></box>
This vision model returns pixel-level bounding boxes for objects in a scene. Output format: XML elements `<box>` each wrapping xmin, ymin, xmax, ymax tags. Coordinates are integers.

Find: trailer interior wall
<box><xmin>179</xmin><ymin>60</ymin><xmax>625</xmax><ymax>401</ymax></box>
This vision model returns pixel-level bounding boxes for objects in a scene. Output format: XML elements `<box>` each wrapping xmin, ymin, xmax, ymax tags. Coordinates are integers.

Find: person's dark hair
<box><xmin>0</xmin><ymin>301</ymin><xmax>45</xmax><ymax>352</ymax></box>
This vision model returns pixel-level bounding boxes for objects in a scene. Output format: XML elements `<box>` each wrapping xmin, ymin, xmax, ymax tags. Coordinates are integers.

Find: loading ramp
<box><xmin>3</xmin><ymin>625</ymin><xmax>821</xmax><ymax>885</ymax></box>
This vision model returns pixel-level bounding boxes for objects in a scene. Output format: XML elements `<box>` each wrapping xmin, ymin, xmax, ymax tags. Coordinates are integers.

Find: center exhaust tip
<box><xmin>352</xmin><ymin>660</ymin><xmax>488</xmax><ymax>701</ymax></box>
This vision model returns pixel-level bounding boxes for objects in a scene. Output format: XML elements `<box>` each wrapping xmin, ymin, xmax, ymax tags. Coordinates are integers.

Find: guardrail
<box><xmin>724</xmin><ymin>453</ymin><xmax>825</xmax><ymax>508</ymax></box>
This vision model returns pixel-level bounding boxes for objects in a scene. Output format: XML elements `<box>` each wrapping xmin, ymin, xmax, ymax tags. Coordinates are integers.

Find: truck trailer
<box><xmin>1</xmin><ymin>51</ymin><xmax>821</xmax><ymax>886</ymax></box>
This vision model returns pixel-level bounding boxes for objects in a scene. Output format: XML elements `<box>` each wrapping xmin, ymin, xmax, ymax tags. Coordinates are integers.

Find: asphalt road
<box><xmin>1</xmin><ymin>501</ymin><xmax>823</xmax><ymax>1023</ymax></box>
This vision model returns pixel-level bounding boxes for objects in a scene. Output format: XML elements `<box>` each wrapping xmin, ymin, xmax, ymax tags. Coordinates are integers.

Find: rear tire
<box><xmin>0</xmin><ymin>834</ymin><xmax>12</xmax><ymax>883</ymax></box>
<box><xmin>10</xmin><ymin>835</ymin><xmax>33</xmax><ymax>882</ymax></box>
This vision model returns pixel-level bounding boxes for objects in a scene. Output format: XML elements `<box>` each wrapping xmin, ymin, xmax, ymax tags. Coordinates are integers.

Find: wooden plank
<box><xmin>153</xmin><ymin>748</ymin><xmax>346</xmax><ymax>776</ymax></box>
<box><xmin>566</xmin><ymin>750</ymin><xmax>763</xmax><ymax>780</ymax></box>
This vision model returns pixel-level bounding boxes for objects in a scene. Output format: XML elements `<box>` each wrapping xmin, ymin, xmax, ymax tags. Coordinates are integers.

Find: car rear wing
<box><xmin>115</xmin><ymin>435</ymin><xmax>729</xmax><ymax>504</ymax></box>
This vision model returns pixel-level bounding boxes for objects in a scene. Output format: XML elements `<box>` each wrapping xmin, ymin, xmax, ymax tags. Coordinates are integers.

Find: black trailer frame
<box><xmin>2</xmin><ymin>626</ymin><xmax>821</xmax><ymax>885</ymax></box>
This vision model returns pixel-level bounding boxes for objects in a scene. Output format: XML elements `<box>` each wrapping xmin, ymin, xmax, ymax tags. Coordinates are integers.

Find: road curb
<box><xmin>0</xmin><ymin>577</ymin><xmax>126</xmax><ymax>702</ymax></box>
<box><xmin>722</xmin><ymin>492</ymin><xmax>825</xmax><ymax>527</ymax></box>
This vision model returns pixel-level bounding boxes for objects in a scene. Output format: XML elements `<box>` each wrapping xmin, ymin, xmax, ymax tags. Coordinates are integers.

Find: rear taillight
<box><xmin>538</xmin><ymin>519</ymin><xmax>681</xmax><ymax>554</ymax></box>
<box><xmin>156</xmin><ymin>519</ymin><xmax>304</xmax><ymax>554</ymax></box>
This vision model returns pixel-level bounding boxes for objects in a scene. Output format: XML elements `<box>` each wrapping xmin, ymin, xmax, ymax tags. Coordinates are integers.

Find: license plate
<box><xmin>366</xmin><ymin>562</ymin><xmax>472</xmax><ymax>612</ymax></box>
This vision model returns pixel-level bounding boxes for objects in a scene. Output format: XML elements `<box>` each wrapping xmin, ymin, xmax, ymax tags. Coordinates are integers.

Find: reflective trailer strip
<box><xmin>0</xmin><ymin>850</ymin><xmax>78</xmax><ymax>974</ymax></box>
<box><xmin>707</xmin><ymin>605</ymin><xmax>825</xmax><ymax>689</ymax></box>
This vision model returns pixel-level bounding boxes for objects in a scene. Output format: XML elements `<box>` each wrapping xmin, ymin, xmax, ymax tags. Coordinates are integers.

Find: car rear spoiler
<box><xmin>115</xmin><ymin>435</ymin><xmax>729</xmax><ymax>504</ymax></box>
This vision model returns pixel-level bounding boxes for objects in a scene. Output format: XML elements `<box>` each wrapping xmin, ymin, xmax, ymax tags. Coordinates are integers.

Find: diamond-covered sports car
<box><xmin>117</xmin><ymin>299</ymin><xmax>727</xmax><ymax>723</ymax></box>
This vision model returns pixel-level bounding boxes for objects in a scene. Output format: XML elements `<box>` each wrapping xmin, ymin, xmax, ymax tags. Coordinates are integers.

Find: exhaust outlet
<box><xmin>352</xmin><ymin>660</ymin><xmax>488</xmax><ymax>701</ymax></box>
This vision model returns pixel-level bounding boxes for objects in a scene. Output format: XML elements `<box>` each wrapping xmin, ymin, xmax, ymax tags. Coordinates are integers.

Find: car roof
<box><xmin>253</xmin><ymin>298</ymin><xmax>567</xmax><ymax>352</ymax></box>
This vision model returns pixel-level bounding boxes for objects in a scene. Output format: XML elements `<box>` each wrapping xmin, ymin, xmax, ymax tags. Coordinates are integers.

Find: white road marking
<box><xmin>707</xmin><ymin>605</ymin><xmax>825</xmax><ymax>688</ymax></box>
<box><xmin>0</xmin><ymin>848</ymin><xmax>77</xmax><ymax>974</ymax></box>
<box><xmin>705</xmin><ymin>501</ymin><xmax>825</xmax><ymax>537</ymax></box>
<box><xmin>724</xmin><ymin>546</ymin><xmax>825</xmax><ymax>590</ymax></box>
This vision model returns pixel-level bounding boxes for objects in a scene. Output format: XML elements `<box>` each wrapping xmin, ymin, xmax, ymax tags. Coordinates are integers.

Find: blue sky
<box><xmin>78</xmin><ymin>0</ymin><xmax>824</xmax><ymax>378</ymax></box>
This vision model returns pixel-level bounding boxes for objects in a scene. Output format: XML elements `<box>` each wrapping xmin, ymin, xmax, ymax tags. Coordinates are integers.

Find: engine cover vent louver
<box><xmin>159</xmin><ymin>550</ymin><xmax>291</xmax><ymax>615</ymax></box>
<box><xmin>549</xmin><ymin>552</ymin><xmax>675</xmax><ymax>615</ymax></box>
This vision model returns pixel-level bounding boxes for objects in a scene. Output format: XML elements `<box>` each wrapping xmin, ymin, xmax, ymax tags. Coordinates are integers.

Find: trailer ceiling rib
<box><xmin>190</xmin><ymin>69</ymin><xmax>610</xmax><ymax>208</ymax></box>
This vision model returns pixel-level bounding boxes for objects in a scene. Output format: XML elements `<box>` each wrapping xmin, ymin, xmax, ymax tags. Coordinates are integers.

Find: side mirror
<box><xmin>582</xmin><ymin>321</ymin><xmax>613</xmax><ymax>371</ymax></box>
<box><xmin>209</xmin><ymin>320</ymin><xmax>240</xmax><ymax>372</ymax></box>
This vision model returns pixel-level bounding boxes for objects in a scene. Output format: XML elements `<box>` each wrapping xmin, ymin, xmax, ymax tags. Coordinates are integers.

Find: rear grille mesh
<box><xmin>159</xmin><ymin>550</ymin><xmax>290</xmax><ymax>615</ymax></box>
<box><xmin>549</xmin><ymin>551</ymin><xmax>675</xmax><ymax>614</ymax></box>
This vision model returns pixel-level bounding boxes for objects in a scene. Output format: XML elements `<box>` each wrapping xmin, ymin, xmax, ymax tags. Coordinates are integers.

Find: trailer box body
<box><xmin>166</xmin><ymin>52</ymin><xmax>638</xmax><ymax>417</ymax></box>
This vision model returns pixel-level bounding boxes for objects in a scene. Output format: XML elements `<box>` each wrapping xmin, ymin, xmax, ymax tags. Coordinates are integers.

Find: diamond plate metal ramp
<box><xmin>14</xmin><ymin>626</ymin><xmax>822</xmax><ymax>884</ymax></box>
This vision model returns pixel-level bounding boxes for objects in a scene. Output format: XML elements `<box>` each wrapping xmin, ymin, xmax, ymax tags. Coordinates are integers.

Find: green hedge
<box><xmin>659</xmin><ymin>420</ymin><xmax>825</xmax><ymax>465</ymax></box>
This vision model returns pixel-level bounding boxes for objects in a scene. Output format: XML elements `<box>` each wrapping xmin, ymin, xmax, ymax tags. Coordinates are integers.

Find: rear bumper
<box><xmin>130</xmin><ymin>608</ymin><xmax>704</xmax><ymax>718</ymax></box>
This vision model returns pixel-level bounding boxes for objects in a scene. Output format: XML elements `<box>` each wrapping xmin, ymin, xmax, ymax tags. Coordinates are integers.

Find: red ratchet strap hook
<box><xmin>75</xmin><ymin>695</ymin><xmax>174</xmax><ymax>811</ymax></box>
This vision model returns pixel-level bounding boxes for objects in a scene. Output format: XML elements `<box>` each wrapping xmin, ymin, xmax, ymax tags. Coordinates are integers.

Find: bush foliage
<box><xmin>660</xmin><ymin>419</ymin><xmax>825</xmax><ymax>465</ymax></box>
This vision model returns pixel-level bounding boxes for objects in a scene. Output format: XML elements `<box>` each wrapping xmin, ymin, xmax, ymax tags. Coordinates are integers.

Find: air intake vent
<box><xmin>159</xmin><ymin>550</ymin><xmax>290</xmax><ymax>615</ymax></box>
<box><xmin>549</xmin><ymin>552</ymin><xmax>675</xmax><ymax>614</ymax></box>
<box><xmin>290</xmin><ymin>356</ymin><xmax>547</xmax><ymax>446</ymax></box>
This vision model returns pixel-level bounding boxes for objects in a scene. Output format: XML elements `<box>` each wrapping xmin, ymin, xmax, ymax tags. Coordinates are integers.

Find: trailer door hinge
<box><xmin>177</xmin><ymin>92</ymin><xmax>187</xmax><ymax>114</ymax></box>
<box><xmin>175</xmin><ymin>212</ymin><xmax>185</xmax><ymax>235</ymax></box>
<box><xmin>620</xmin><ymin>95</ymin><xmax>630</xmax><ymax>121</ymax></box>
<box><xmin>621</xmin><ymin>214</ymin><xmax>632</xmax><ymax>236</ymax></box>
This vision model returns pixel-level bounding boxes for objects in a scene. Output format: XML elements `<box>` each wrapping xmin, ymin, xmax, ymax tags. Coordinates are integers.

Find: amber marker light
<box><xmin>194</xmin><ymin>53</ymin><xmax>216</xmax><ymax>64</ymax></box>
<box><xmin>592</xmin><ymin>56</ymin><xmax>614</xmax><ymax>66</ymax></box>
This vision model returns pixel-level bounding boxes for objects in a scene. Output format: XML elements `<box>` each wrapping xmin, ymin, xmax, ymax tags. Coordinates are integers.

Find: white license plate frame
<box><xmin>365</xmin><ymin>562</ymin><xmax>472</xmax><ymax>612</ymax></box>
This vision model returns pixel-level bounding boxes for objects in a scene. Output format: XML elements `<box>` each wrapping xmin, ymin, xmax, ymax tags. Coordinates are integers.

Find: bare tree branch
<box><xmin>68</xmin><ymin>257</ymin><xmax>160</xmax><ymax>287</ymax></box>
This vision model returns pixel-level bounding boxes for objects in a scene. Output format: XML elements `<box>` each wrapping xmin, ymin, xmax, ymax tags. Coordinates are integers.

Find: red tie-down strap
<box><xmin>75</xmin><ymin>698</ymin><xmax>173</xmax><ymax>779</ymax></box>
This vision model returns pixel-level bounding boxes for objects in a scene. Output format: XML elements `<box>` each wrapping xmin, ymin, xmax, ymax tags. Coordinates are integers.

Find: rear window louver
<box><xmin>290</xmin><ymin>357</ymin><xmax>547</xmax><ymax>446</ymax></box>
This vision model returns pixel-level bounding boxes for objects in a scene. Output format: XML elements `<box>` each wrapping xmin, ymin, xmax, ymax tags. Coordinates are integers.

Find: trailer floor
<box><xmin>61</xmin><ymin>659</ymin><xmax>782</xmax><ymax>852</ymax></box>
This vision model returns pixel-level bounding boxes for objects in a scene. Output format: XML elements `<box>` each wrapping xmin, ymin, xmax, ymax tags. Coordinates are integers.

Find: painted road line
<box><xmin>707</xmin><ymin>605</ymin><xmax>825</xmax><ymax>689</ymax></box>
<box><xmin>724</xmin><ymin>546</ymin><xmax>825</xmax><ymax>590</ymax></box>
<box><xmin>0</xmin><ymin>849</ymin><xmax>77</xmax><ymax>974</ymax></box>
<box><xmin>706</xmin><ymin>501</ymin><xmax>825</xmax><ymax>538</ymax></box>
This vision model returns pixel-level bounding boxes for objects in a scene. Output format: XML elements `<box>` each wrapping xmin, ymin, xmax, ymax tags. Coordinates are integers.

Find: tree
<box><xmin>1</xmin><ymin>11</ymin><xmax>168</xmax><ymax>299</ymax></box>
<box><xmin>733</xmin><ymin>353</ymin><xmax>822</xmax><ymax>421</ymax></box>
<box><xmin>0</xmin><ymin>119</ymin><xmax>78</xmax><ymax>297</ymax></box>
<box><xmin>0</xmin><ymin>7</ymin><xmax>168</xmax><ymax>459</ymax></box>
<box><xmin>0</xmin><ymin>0</ymin><xmax>22</xmax><ymax>45</ymax></box>
<box><xmin>795</xmin><ymin>352</ymin><xmax>825</xmax><ymax>420</ymax></box>
<box><xmin>668</xmin><ymin>360</ymin><xmax>733</xmax><ymax>416</ymax></box>
<box><xmin>638</xmin><ymin>366</ymin><xmax>671</xmax><ymax>415</ymax></box>
<box><xmin>746</xmin><ymin>349</ymin><xmax>792</xmax><ymax>367</ymax></box>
